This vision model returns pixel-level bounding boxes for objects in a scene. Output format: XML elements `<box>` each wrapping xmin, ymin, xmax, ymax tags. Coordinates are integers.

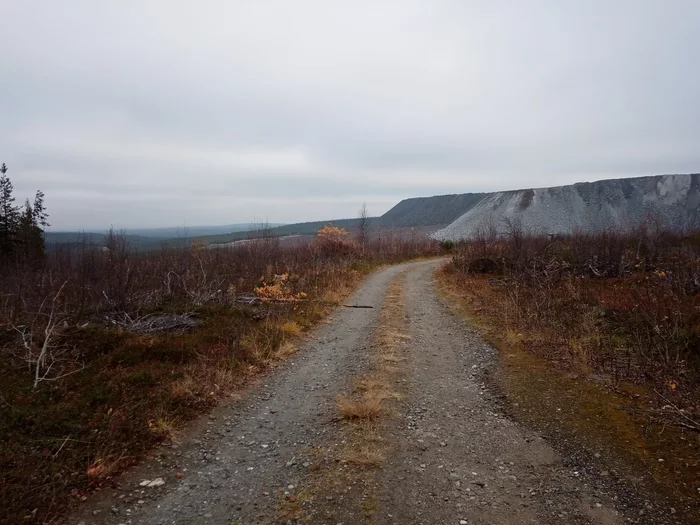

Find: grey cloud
<box><xmin>1</xmin><ymin>1</ymin><xmax>699</xmax><ymax>229</ymax></box>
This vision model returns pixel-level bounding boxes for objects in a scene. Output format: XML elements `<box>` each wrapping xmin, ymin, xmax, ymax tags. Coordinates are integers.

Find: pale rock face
<box><xmin>431</xmin><ymin>174</ymin><xmax>700</xmax><ymax>241</ymax></box>
<box><xmin>655</xmin><ymin>174</ymin><xmax>690</xmax><ymax>204</ymax></box>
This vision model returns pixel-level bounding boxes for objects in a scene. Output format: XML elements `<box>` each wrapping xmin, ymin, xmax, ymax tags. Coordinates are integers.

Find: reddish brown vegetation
<box><xmin>0</xmin><ymin>231</ymin><xmax>439</xmax><ymax>524</ymax></box>
<box><xmin>443</xmin><ymin>228</ymin><xmax>700</xmax><ymax>404</ymax></box>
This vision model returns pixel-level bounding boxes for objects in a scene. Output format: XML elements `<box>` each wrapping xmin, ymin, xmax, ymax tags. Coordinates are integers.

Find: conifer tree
<box><xmin>0</xmin><ymin>164</ymin><xmax>49</xmax><ymax>262</ymax></box>
<box><xmin>33</xmin><ymin>190</ymin><xmax>50</xmax><ymax>229</ymax></box>
<box><xmin>0</xmin><ymin>163</ymin><xmax>20</xmax><ymax>257</ymax></box>
<box><xmin>18</xmin><ymin>199</ymin><xmax>47</xmax><ymax>262</ymax></box>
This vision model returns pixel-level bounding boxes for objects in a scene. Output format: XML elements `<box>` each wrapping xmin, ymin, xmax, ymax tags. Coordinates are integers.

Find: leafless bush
<box><xmin>125</xmin><ymin>312</ymin><xmax>200</xmax><ymax>334</ymax></box>
<box><xmin>357</xmin><ymin>203</ymin><xmax>371</xmax><ymax>254</ymax></box>
<box><xmin>0</xmin><ymin>229</ymin><xmax>441</xmax><ymax>380</ymax></box>
<box><xmin>473</xmin><ymin>215</ymin><xmax>498</xmax><ymax>258</ymax></box>
<box><xmin>448</xmin><ymin>227</ymin><xmax>700</xmax><ymax>383</ymax></box>
<box><xmin>9</xmin><ymin>280</ymin><xmax>85</xmax><ymax>388</ymax></box>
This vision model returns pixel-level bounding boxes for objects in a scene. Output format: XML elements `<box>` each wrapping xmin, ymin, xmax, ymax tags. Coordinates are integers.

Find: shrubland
<box><xmin>441</xmin><ymin>225</ymin><xmax>700</xmax><ymax>406</ymax></box>
<box><xmin>0</xmin><ymin>226</ymin><xmax>439</xmax><ymax>523</ymax></box>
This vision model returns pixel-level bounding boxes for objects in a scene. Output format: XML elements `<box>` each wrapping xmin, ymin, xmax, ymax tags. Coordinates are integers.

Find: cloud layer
<box><xmin>1</xmin><ymin>1</ymin><xmax>699</xmax><ymax>229</ymax></box>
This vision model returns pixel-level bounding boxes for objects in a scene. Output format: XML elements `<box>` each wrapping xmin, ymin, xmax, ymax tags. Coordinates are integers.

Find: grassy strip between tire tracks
<box><xmin>277</xmin><ymin>271</ymin><xmax>410</xmax><ymax>524</ymax></box>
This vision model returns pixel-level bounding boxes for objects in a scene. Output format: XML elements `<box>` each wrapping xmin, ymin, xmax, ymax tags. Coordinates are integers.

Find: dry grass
<box><xmin>321</xmin><ymin>288</ymin><xmax>345</xmax><ymax>305</ymax></box>
<box><xmin>0</xmin><ymin>227</ymin><xmax>444</xmax><ymax>524</ymax></box>
<box><xmin>274</xmin><ymin>341</ymin><xmax>297</xmax><ymax>359</ymax></box>
<box><xmin>321</xmin><ymin>274</ymin><xmax>360</xmax><ymax>305</ymax></box>
<box><xmin>335</xmin><ymin>272</ymin><xmax>409</xmax><ymax>437</ymax></box>
<box><xmin>438</xmin><ymin>256</ymin><xmax>700</xmax><ymax>522</ymax></box>
<box><xmin>85</xmin><ymin>455</ymin><xmax>127</xmax><ymax>483</ymax></box>
<box><xmin>335</xmin><ymin>277</ymin><xmax>408</xmax><ymax>423</ymax></box>
<box><xmin>340</xmin><ymin>445</ymin><xmax>385</xmax><ymax>468</ymax></box>
<box><xmin>377</xmin><ymin>329</ymin><xmax>411</xmax><ymax>350</ymax></box>
<box><xmin>273</xmin><ymin>272</ymin><xmax>412</xmax><ymax>524</ymax></box>
<box><xmin>337</xmin><ymin>392</ymin><xmax>385</xmax><ymax>421</ymax></box>
<box><xmin>148</xmin><ymin>413</ymin><xmax>178</xmax><ymax>443</ymax></box>
<box><xmin>356</xmin><ymin>376</ymin><xmax>391</xmax><ymax>393</ymax></box>
<box><xmin>446</xmin><ymin>229</ymin><xmax>700</xmax><ymax>387</ymax></box>
<box><xmin>280</xmin><ymin>321</ymin><xmax>303</xmax><ymax>338</ymax></box>
<box><xmin>171</xmin><ymin>361</ymin><xmax>240</xmax><ymax>401</ymax></box>
<box><xmin>171</xmin><ymin>371</ymin><xmax>197</xmax><ymax>400</ymax></box>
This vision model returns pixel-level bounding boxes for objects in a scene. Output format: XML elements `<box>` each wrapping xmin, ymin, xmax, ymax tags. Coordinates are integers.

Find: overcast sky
<box><xmin>1</xmin><ymin>1</ymin><xmax>699</xmax><ymax>230</ymax></box>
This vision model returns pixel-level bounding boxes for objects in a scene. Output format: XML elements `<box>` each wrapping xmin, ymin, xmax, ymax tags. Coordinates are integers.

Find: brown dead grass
<box><xmin>335</xmin><ymin>274</ymin><xmax>409</xmax><ymax>425</ymax></box>
<box><xmin>0</xmin><ymin>229</ymin><xmax>445</xmax><ymax>524</ymax></box>
<box><xmin>280</xmin><ymin>320</ymin><xmax>303</xmax><ymax>338</ymax></box>
<box><xmin>274</xmin><ymin>341</ymin><xmax>297</xmax><ymax>359</ymax></box>
<box><xmin>337</xmin><ymin>392</ymin><xmax>385</xmax><ymax>421</ymax></box>
<box><xmin>148</xmin><ymin>413</ymin><xmax>178</xmax><ymax>443</ymax></box>
<box><xmin>340</xmin><ymin>445</ymin><xmax>385</xmax><ymax>468</ymax></box>
<box><xmin>0</xmin><ymin>270</ymin><xmax>371</xmax><ymax>524</ymax></box>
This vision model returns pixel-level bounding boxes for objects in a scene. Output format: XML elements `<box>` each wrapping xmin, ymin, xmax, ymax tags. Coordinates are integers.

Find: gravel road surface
<box><xmin>74</xmin><ymin>260</ymin><xmax>685</xmax><ymax>525</ymax></box>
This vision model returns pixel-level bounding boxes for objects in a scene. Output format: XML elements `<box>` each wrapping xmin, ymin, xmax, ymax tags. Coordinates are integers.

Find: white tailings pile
<box><xmin>433</xmin><ymin>174</ymin><xmax>700</xmax><ymax>241</ymax></box>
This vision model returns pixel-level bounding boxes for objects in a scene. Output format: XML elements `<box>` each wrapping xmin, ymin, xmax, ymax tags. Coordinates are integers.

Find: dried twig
<box><xmin>34</xmin><ymin>281</ymin><xmax>69</xmax><ymax>388</ymax></box>
<box><xmin>341</xmin><ymin>304</ymin><xmax>374</xmax><ymax>309</ymax></box>
<box><xmin>126</xmin><ymin>313</ymin><xmax>200</xmax><ymax>334</ymax></box>
<box><xmin>653</xmin><ymin>388</ymin><xmax>699</xmax><ymax>431</ymax></box>
<box><xmin>52</xmin><ymin>436</ymin><xmax>70</xmax><ymax>459</ymax></box>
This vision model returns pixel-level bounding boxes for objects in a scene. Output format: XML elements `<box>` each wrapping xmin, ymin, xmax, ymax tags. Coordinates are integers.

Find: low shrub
<box><xmin>444</xmin><ymin>228</ymin><xmax>700</xmax><ymax>389</ymax></box>
<box><xmin>0</xmin><ymin>233</ymin><xmax>440</xmax><ymax>523</ymax></box>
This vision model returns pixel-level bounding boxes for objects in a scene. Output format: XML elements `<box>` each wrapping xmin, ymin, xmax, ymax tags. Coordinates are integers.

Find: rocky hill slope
<box><xmin>433</xmin><ymin>174</ymin><xmax>700</xmax><ymax>241</ymax></box>
<box><xmin>378</xmin><ymin>193</ymin><xmax>486</xmax><ymax>227</ymax></box>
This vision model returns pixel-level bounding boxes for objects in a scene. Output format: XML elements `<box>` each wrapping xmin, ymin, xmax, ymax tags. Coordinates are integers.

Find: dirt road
<box><xmin>75</xmin><ymin>260</ymin><xmax>684</xmax><ymax>525</ymax></box>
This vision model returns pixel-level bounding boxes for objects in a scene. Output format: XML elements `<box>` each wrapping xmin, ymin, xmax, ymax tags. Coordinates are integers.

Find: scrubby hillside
<box><xmin>435</xmin><ymin>174</ymin><xmax>700</xmax><ymax>240</ymax></box>
<box><xmin>379</xmin><ymin>193</ymin><xmax>486</xmax><ymax>227</ymax></box>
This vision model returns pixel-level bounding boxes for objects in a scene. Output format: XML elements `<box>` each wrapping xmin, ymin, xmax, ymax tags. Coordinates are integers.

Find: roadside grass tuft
<box><xmin>148</xmin><ymin>413</ymin><xmax>179</xmax><ymax>443</ymax></box>
<box><xmin>280</xmin><ymin>320</ymin><xmax>303</xmax><ymax>338</ymax></box>
<box><xmin>337</xmin><ymin>392</ymin><xmax>385</xmax><ymax>421</ymax></box>
<box><xmin>340</xmin><ymin>445</ymin><xmax>385</xmax><ymax>468</ymax></box>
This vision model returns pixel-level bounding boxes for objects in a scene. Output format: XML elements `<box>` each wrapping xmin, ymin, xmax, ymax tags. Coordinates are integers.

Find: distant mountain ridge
<box><xmin>378</xmin><ymin>193</ymin><xmax>486</xmax><ymax>227</ymax></box>
<box><xmin>45</xmin><ymin>223</ymin><xmax>283</xmax><ymax>242</ymax></box>
<box><xmin>433</xmin><ymin>174</ymin><xmax>700</xmax><ymax>240</ymax></box>
<box><xmin>44</xmin><ymin>174</ymin><xmax>700</xmax><ymax>250</ymax></box>
<box><xmin>44</xmin><ymin>220</ymin><xmax>371</xmax><ymax>251</ymax></box>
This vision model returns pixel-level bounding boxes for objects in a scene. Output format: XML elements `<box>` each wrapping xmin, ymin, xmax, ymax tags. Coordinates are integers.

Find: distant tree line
<box><xmin>0</xmin><ymin>163</ymin><xmax>49</xmax><ymax>264</ymax></box>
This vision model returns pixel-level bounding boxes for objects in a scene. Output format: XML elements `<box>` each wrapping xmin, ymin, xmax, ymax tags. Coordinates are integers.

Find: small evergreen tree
<box><xmin>0</xmin><ymin>163</ymin><xmax>20</xmax><ymax>257</ymax></box>
<box><xmin>18</xmin><ymin>199</ymin><xmax>47</xmax><ymax>262</ymax></box>
<box><xmin>0</xmin><ymin>164</ymin><xmax>49</xmax><ymax>263</ymax></box>
<box><xmin>33</xmin><ymin>190</ymin><xmax>49</xmax><ymax>229</ymax></box>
